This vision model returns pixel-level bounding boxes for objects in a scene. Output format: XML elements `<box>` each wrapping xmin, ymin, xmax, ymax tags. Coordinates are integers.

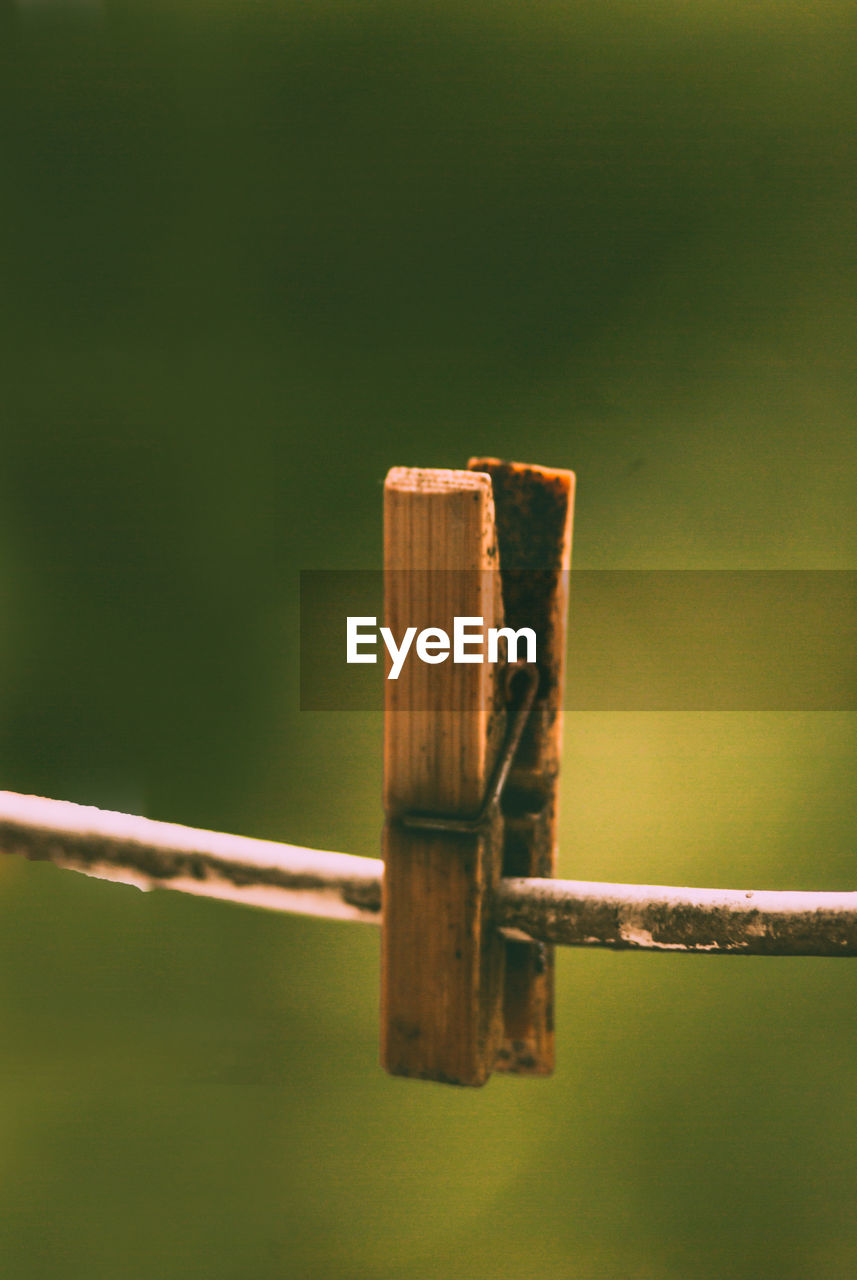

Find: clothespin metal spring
<box><xmin>401</xmin><ymin>662</ymin><xmax>540</xmax><ymax>836</ymax></box>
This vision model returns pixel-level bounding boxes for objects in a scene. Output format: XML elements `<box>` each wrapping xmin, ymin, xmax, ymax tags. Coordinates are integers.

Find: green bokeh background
<box><xmin>3</xmin><ymin>2</ymin><xmax>857</xmax><ymax>1276</ymax></box>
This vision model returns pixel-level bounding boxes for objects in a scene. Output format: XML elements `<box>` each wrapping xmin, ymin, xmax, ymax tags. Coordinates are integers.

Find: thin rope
<box><xmin>2</xmin><ymin>790</ymin><xmax>856</xmax><ymax>956</ymax></box>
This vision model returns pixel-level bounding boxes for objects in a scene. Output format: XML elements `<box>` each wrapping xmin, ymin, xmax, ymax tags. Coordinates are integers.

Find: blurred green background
<box><xmin>3</xmin><ymin>1</ymin><xmax>857</xmax><ymax>1276</ymax></box>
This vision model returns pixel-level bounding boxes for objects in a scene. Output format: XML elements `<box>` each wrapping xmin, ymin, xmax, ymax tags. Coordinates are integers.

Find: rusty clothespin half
<box><xmin>381</xmin><ymin>458</ymin><xmax>574</xmax><ymax>1086</ymax></box>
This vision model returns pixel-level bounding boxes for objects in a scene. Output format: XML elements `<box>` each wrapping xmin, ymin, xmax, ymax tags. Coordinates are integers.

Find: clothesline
<box><xmin>1</xmin><ymin>789</ymin><xmax>856</xmax><ymax>957</ymax></box>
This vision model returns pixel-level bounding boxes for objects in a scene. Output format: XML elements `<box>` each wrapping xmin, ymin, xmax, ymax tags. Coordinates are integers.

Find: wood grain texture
<box><xmin>468</xmin><ymin>458</ymin><xmax>574</xmax><ymax>1075</ymax></box>
<box><xmin>381</xmin><ymin>467</ymin><xmax>506</xmax><ymax>1085</ymax></box>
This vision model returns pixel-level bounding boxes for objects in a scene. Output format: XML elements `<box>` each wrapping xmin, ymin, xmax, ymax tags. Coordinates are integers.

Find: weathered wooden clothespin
<box><xmin>381</xmin><ymin>460</ymin><xmax>574</xmax><ymax>1086</ymax></box>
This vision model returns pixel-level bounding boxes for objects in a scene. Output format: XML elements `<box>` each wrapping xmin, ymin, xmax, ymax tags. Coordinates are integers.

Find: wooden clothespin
<box><xmin>381</xmin><ymin>460</ymin><xmax>574</xmax><ymax>1086</ymax></box>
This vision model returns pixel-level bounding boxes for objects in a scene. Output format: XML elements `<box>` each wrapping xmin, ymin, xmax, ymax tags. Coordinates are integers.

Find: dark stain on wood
<box><xmin>468</xmin><ymin>457</ymin><xmax>574</xmax><ymax>1078</ymax></box>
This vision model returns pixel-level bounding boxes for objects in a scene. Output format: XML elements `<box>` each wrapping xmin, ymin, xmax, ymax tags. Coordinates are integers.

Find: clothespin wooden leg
<box><xmin>381</xmin><ymin>468</ymin><xmax>506</xmax><ymax>1086</ymax></box>
<box><xmin>468</xmin><ymin>458</ymin><xmax>575</xmax><ymax>1076</ymax></box>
